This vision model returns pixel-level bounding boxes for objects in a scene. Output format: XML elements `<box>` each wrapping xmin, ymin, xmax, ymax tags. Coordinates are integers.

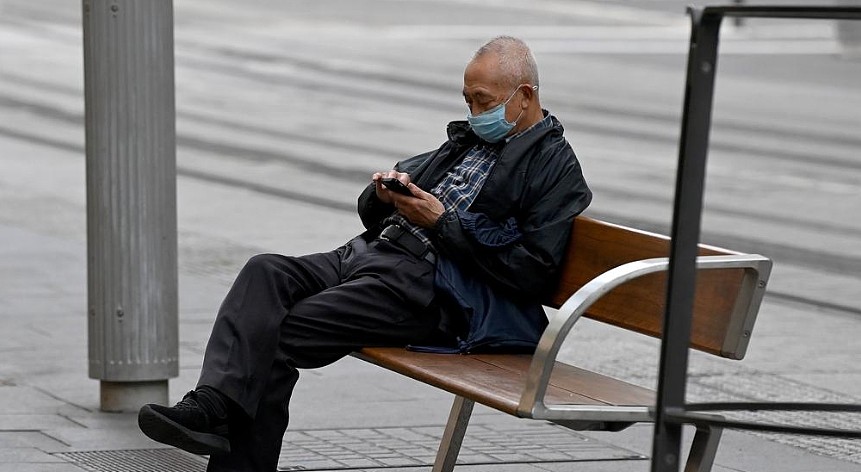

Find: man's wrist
<box><xmin>433</xmin><ymin>209</ymin><xmax>456</xmax><ymax>234</ymax></box>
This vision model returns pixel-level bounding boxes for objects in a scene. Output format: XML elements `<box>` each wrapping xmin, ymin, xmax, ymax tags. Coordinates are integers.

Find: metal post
<box><xmin>838</xmin><ymin>0</ymin><xmax>861</xmax><ymax>57</ymax></box>
<box><xmin>651</xmin><ymin>6</ymin><xmax>861</xmax><ymax>471</ymax></box>
<box><xmin>651</xmin><ymin>8</ymin><xmax>721</xmax><ymax>472</ymax></box>
<box><xmin>433</xmin><ymin>396</ymin><xmax>475</xmax><ymax>472</ymax></box>
<box><xmin>83</xmin><ymin>0</ymin><xmax>178</xmax><ymax>412</ymax></box>
<box><xmin>732</xmin><ymin>0</ymin><xmax>744</xmax><ymax>28</ymax></box>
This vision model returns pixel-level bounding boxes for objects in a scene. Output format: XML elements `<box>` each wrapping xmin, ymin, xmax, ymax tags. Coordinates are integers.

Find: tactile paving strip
<box><xmin>586</xmin><ymin>355</ymin><xmax>861</xmax><ymax>465</ymax></box>
<box><xmin>54</xmin><ymin>422</ymin><xmax>644</xmax><ymax>471</ymax></box>
<box><xmin>277</xmin><ymin>422</ymin><xmax>644</xmax><ymax>470</ymax></box>
<box><xmin>55</xmin><ymin>449</ymin><xmax>207</xmax><ymax>472</ymax></box>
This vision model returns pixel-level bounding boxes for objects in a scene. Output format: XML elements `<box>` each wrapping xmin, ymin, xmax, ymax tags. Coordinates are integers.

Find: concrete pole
<box><xmin>82</xmin><ymin>0</ymin><xmax>178</xmax><ymax>412</ymax></box>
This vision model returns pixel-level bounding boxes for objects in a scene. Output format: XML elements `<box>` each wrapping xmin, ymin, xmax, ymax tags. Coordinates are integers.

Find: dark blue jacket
<box><xmin>358</xmin><ymin>116</ymin><xmax>591</xmax><ymax>352</ymax></box>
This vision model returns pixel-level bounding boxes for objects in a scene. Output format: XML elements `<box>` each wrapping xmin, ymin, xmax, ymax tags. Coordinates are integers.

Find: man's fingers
<box><xmin>392</xmin><ymin>186</ymin><xmax>445</xmax><ymax>229</ymax></box>
<box><xmin>373</xmin><ymin>172</ymin><xmax>397</xmax><ymax>204</ymax></box>
<box><xmin>374</xmin><ymin>170</ymin><xmax>411</xmax><ymax>185</ymax></box>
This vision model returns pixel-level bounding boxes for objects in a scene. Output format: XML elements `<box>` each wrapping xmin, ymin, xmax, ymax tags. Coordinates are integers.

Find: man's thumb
<box><xmin>407</xmin><ymin>182</ymin><xmax>424</xmax><ymax>197</ymax></box>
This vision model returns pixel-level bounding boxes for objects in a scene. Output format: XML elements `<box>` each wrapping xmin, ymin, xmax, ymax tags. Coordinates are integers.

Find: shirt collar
<box><xmin>505</xmin><ymin>109</ymin><xmax>552</xmax><ymax>143</ymax></box>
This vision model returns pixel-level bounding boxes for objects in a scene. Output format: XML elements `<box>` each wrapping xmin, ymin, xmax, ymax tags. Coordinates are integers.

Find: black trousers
<box><xmin>197</xmin><ymin>236</ymin><xmax>449</xmax><ymax>471</ymax></box>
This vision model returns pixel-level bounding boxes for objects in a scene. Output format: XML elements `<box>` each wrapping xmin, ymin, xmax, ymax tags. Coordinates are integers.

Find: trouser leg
<box><xmin>197</xmin><ymin>249</ymin><xmax>342</xmax><ymax>418</ymax></box>
<box><xmin>206</xmin><ymin>344</ymin><xmax>300</xmax><ymax>472</ymax></box>
<box><xmin>278</xmin><ymin>248</ymin><xmax>443</xmax><ymax>368</ymax></box>
<box><xmin>206</xmin><ymin>240</ymin><xmax>446</xmax><ymax>472</ymax></box>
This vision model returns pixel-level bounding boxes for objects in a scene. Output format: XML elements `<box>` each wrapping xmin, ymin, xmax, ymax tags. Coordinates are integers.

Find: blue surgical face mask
<box><xmin>466</xmin><ymin>86</ymin><xmax>526</xmax><ymax>143</ymax></box>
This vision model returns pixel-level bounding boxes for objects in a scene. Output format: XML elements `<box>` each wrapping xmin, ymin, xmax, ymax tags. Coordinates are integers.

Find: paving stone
<box><xmin>0</xmin><ymin>464</ymin><xmax>85</xmax><ymax>472</ymax></box>
<box><xmin>55</xmin><ymin>412</ymin><xmax>137</xmax><ymax>430</ymax></box>
<box><xmin>277</xmin><ymin>423</ymin><xmax>640</xmax><ymax>470</ymax></box>
<box><xmin>46</xmin><ymin>427</ymin><xmax>159</xmax><ymax>452</ymax></box>
<box><xmin>0</xmin><ymin>432</ymin><xmax>68</xmax><ymax>450</ymax></box>
<box><xmin>0</xmin><ymin>448</ymin><xmax>66</xmax><ymax>463</ymax></box>
<box><xmin>0</xmin><ymin>415</ymin><xmax>81</xmax><ymax>430</ymax></box>
<box><xmin>0</xmin><ymin>387</ymin><xmax>66</xmax><ymax>415</ymax></box>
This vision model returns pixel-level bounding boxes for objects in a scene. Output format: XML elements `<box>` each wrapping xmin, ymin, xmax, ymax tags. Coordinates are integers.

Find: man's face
<box><xmin>462</xmin><ymin>54</ymin><xmax>521</xmax><ymax>121</ymax></box>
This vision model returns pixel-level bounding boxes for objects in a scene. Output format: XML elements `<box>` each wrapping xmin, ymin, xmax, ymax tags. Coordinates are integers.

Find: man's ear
<box><xmin>521</xmin><ymin>96</ymin><xmax>530</xmax><ymax>110</ymax></box>
<box><xmin>520</xmin><ymin>85</ymin><xmax>535</xmax><ymax>109</ymax></box>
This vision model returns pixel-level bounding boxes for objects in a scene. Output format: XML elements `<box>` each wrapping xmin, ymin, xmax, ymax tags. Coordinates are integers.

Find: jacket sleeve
<box><xmin>357</xmin><ymin>150</ymin><xmax>436</xmax><ymax>230</ymax></box>
<box><xmin>432</xmin><ymin>142</ymin><xmax>591</xmax><ymax>300</ymax></box>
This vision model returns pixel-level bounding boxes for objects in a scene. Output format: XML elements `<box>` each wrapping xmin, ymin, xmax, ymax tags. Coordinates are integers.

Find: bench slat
<box><xmin>355</xmin><ymin>348</ymin><xmax>654</xmax><ymax>417</ymax></box>
<box><xmin>472</xmin><ymin>354</ymin><xmax>654</xmax><ymax>407</ymax></box>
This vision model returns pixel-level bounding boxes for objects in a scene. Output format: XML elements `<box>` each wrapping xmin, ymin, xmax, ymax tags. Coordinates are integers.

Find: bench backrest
<box><xmin>548</xmin><ymin>216</ymin><xmax>765</xmax><ymax>360</ymax></box>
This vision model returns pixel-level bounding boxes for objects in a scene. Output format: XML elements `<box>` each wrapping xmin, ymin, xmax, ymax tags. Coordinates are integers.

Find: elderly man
<box><xmin>138</xmin><ymin>36</ymin><xmax>591</xmax><ymax>471</ymax></box>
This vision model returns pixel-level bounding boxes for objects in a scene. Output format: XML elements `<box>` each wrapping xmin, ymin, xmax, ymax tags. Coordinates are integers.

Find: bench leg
<box><xmin>432</xmin><ymin>396</ymin><xmax>475</xmax><ymax>472</ymax></box>
<box><xmin>684</xmin><ymin>422</ymin><xmax>723</xmax><ymax>472</ymax></box>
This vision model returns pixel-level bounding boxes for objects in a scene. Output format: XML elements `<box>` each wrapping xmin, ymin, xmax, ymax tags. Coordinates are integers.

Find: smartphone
<box><xmin>381</xmin><ymin>177</ymin><xmax>414</xmax><ymax>196</ymax></box>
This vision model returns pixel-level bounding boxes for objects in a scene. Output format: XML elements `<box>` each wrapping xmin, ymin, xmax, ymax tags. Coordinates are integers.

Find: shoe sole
<box><xmin>138</xmin><ymin>405</ymin><xmax>231</xmax><ymax>455</ymax></box>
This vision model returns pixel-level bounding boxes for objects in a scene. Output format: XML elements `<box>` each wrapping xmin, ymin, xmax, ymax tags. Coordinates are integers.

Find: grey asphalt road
<box><xmin>3</xmin><ymin>0</ymin><xmax>860</xmax><ymax>310</ymax></box>
<box><xmin>1</xmin><ymin>0</ymin><xmax>860</xmax><ymax>470</ymax></box>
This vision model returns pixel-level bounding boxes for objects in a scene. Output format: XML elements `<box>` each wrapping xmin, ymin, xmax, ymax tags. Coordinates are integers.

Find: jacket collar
<box><xmin>446</xmin><ymin>120</ymin><xmax>478</xmax><ymax>145</ymax></box>
<box><xmin>446</xmin><ymin>110</ymin><xmax>562</xmax><ymax>150</ymax></box>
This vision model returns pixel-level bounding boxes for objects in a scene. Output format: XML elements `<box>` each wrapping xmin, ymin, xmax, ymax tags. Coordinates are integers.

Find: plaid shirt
<box><xmin>385</xmin><ymin>113</ymin><xmax>553</xmax><ymax>249</ymax></box>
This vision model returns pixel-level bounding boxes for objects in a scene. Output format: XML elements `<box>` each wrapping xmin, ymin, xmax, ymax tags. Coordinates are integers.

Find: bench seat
<box><xmin>352</xmin><ymin>217</ymin><xmax>772</xmax><ymax>472</ymax></box>
<box><xmin>356</xmin><ymin>348</ymin><xmax>655</xmax><ymax>417</ymax></box>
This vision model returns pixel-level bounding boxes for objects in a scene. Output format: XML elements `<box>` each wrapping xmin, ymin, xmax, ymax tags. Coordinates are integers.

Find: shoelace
<box><xmin>175</xmin><ymin>390</ymin><xmax>203</xmax><ymax>411</ymax></box>
<box><xmin>179</xmin><ymin>389</ymin><xmax>228</xmax><ymax>423</ymax></box>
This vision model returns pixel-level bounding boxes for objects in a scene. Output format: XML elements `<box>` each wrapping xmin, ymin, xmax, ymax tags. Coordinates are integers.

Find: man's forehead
<box><xmin>463</xmin><ymin>56</ymin><xmax>506</xmax><ymax>94</ymax></box>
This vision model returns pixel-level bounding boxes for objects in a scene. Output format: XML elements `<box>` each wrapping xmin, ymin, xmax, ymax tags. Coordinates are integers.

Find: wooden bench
<box><xmin>353</xmin><ymin>216</ymin><xmax>772</xmax><ymax>472</ymax></box>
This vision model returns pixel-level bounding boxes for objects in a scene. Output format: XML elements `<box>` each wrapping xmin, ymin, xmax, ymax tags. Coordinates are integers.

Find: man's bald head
<box><xmin>462</xmin><ymin>37</ymin><xmax>544</xmax><ymax>137</ymax></box>
<box><xmin>471</xmin><ymin>36</ymin><xmax>539</xmax><ymax>90</ymax></box>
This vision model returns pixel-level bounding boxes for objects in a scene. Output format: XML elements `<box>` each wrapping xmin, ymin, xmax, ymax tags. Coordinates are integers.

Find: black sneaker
<box><xmin>138</xmin><ymin>388</ymin><xmax>231</xmax><ymax>454</ymax></box>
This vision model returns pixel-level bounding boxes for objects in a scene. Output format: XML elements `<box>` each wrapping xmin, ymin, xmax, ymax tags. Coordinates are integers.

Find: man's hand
<box><xmin>371</xmin><ymin>171</ymin><xmax>445</xmax><ymax>228</ymax></box>
<box><xmin>372</xmin><ymin>170</ymin><xmax>411</xmax><ymax>204</ymax></box>
<box><xmin>391</xmin><ymin>183</ymin><xmax>446</xmax><ymax>229</ymax></box>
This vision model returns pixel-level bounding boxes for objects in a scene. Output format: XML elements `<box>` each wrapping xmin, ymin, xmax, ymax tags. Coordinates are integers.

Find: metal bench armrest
<box><xmin>517</xmin><ymin>254</ymin><xmax>772</xmax><ymax>420</ymax></box>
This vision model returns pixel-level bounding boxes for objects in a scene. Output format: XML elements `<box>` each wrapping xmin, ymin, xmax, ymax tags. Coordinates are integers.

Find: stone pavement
<box><xmin>1</xmin><ymin>132</ymin><xmax>860</xmax><ymax>472</ymax></box>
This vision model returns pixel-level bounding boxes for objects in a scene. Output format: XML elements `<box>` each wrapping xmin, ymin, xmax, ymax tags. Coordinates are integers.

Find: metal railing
<box><xmin>653</xmin><ymin>5</ymin><xmax>861</xmax><ymax>472</ymax></box>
